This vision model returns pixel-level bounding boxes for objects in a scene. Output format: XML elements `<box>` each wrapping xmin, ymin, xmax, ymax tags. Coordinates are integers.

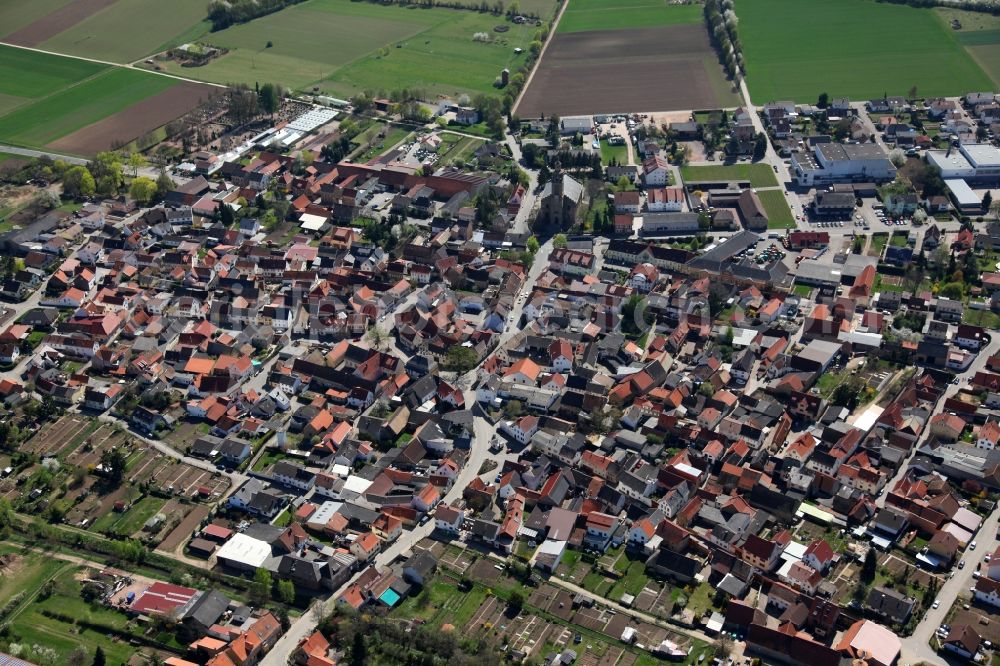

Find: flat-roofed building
<box><xmin>811</xmin><ymin>191</ymin><xmax>855</xmax><ymax>219</ymax></box>
<box><xmin>945</xmin><ymin>178</ymin><xmax>984</xmax><ymax>214</ymax></box>
<box><xmin>791</xmin><ymin>142</ymin><xmax>896</xmax><ymax>186</ymax></box>
<box><xmin>928</xmin><ymin>143</ymin><xmax>1000</xmax><ymax>181</ymax></box>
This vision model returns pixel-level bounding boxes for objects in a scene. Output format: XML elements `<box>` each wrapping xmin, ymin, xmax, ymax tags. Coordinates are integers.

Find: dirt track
<box><xmin>4</xmin><ymin>0</ymin><xmax>118</xmax><ymax>47</ymax></box>
<box><xmin>516</xmin><ymin>24</ymin><xmax>730</xmax><ymax>117</ymax></box>
<box><xmin>47</xmin><ymin>81</ymin><xmax>219</xmax><ymax>155</ymax></box>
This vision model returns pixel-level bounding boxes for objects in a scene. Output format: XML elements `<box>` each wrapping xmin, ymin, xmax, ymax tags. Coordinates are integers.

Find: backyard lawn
<box><xmin>437</xmin><ymin>133</ymin><xmax>486</xmax><ymax>165</ymax></box>
<box><xmin>356</xmin><ymin>125</ymin><xmax>411</xmax><ymax>161</ymax></box>
<box><xmin>792</xmin><ymin>283</ymin><xmax>812</xmax><ymax>297</ymax></box>
<box><xmin>815</xmin><ymin>367</ymin><xmax>851</xmax><ymax>399</ymax></box>
<box><xmin>680</xmin><ymin>163</ymin><xmax>778</xmax><ymax>188</ymax></box>
<box><xmin>964</xmin><ymin>308</ymin><xmax>1000</xmax><ymax>329</ymax></box>
<box><xmin>599</xmin><ymin>139</ymin><xmax>629</xmax><ymax>166</ymax></box>
<box><xmin>273</xmin><ymin>508</ymin><xmax>293</xmax><ymax>527</ymax></box>
<box><xmin>394</xmin><ymin>578</ymin><xmax>471</xmax><ymax>624</ymax></box>
<box><xmin>684</xmin><ymin>581</ymin><xmax>716</xmax><ymax>616</ymax></box>
<box><xmin>253</xmin><ymin>448</ymin><xmax>297</xmax><ymax>472</ymax></box>
<box><xmin>608</xmin><ymin>558</ymin><xmax>651</xmax><ymax>600</ymax></box>
<box><xmin>869</xmin><ymin>233</ymin><xmax>889</xmax><ymax>256</ymax></box>
<box><xmin>756</xmin><ymin>189</ymin><xmax>795</xmax><ymax>229</ymax></box>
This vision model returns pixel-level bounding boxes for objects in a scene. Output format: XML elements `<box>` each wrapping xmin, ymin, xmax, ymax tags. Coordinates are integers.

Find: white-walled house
<box><xmin>504</xmin><ymin>415</ymin><xmax>539</xmax><ymax>444</ymax></box>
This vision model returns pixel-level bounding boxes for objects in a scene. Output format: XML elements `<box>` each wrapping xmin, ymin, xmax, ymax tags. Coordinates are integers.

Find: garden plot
<box><xmin>22</xmin><ymin>414</ymin><xmax>99</xmax><ymax>457</ymax></box>
<box><xmin>157</xmin><ymin>504</ymin><xmax>210</xmax><ymax>554</ymax></box>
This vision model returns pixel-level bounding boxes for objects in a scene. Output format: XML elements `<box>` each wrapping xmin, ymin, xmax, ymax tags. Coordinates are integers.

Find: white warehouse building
<box><xmin>927</xmin><ymin>143</ymin><xmax>1000</xmax><ymax>182</ymax></box>
<box><xmin>790</xmin><ymin>142</ymin><xmax>896</xmax><ymax>186</ymax></box>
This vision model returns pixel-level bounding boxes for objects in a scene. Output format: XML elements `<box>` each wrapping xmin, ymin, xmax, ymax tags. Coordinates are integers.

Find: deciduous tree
<box><xmin>63</xmin><ymin>166</ymin><xmax>96</xmax><ymax>198</ymax></box>
<box><xmin>129</xmin><ymin>176</ymin><xmax>157</xmax><ymax>204</ymax></box>
<box><xmin>258</xmin><ymin>83</ymin><xmax>283</xmax><ymax>116</ymax></box>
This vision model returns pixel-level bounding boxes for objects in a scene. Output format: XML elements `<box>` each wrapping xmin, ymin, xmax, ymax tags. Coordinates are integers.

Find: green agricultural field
<box><xmin>757</xmin><ymin>189</ymin><xmax>795</xmax><ymax>229</ymax></box>
<box><xmin>0</xmin><ymin>67</ymin><xmax>177</xmax><ymax>148</ymax></box>
<box><xmin>557</xmin><ymin>0</ymin><xmax>702</xmax><ymax>33</ymax></box>
<box><xmin>955</xmin><ymin>29</ymin><xmax>1000</xmax><ymax>46</ymax></box>
<box><xmin>968</xmin><ymin>45</ymin><xmax>1000</xmax><ymax>87</ymax></box>
<box><xmin>680</xmin><ymin>163</ymin><xmax>778</xmax><ymax>188</ymax></box>
<box><xmin>0</xmin><ymin>0</ymin><xmax>74</xmax><ymax>41</ymax></box>
<box><xmin>0</xmin><ymin>44</ymin><xmax>105</xmax><ymax>99</ymax></box>
<box><xmin>740</xmin><ymin>0</ymin><xmax>996</xmax><ymax>102</ymax></box>
<box><xmin>934</xmin><ymin>8</ymin><xmax>1000</xmax><ymax>87</ymax></box>
<box><xmin>39</xmin><ymin>0</ymin><xmax>211</xmax><ymax>63</ymax></box>
<box><xmin>161</xmin><ymin>0</ymin><xmax>540</xmax><ymax>97</ymax></box>
<box><xmin>0</xmin><ymin>93</ymin><xmax>26</xmax><ymax>116</ymax></box>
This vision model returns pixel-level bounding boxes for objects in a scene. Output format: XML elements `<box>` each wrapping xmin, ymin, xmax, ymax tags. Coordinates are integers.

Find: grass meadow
<box><xmin>740</xmin><ymin>0</ymin><xmax>996</xmax><ymax>102</ymax></box>
<box><xmin>1</xmin><ymin>564</ymin><xmax>146</xmax><ymax>663</ymax></box>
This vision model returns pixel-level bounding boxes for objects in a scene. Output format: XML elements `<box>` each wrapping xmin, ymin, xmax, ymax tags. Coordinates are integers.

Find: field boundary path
<box><xmin>511</xmin><ymin>0</ymin><xmax>570</xmax><ymax>113</ymax></box>
<box><xmin>0</xmin><ymin>144</ymin><xmax>87</xmax><ymax>165</ymax></box>
<box><xmin>0</xmin><ymin>41</ymin><xmax>229</xmax><ymax>89</ymax></box>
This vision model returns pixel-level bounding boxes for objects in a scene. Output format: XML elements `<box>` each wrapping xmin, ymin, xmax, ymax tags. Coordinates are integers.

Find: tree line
<box><xmin>352</xmin><ymin>0</ymin><xmax>543</xmax><ymax>19</ymax></box>
<box><xmin>207</xmin><ymin>0</ymin><xmax>308</xmax><ymax>31</ymax></box>
<box><xmin>874</xmin><ymin>0</ymin><xmax>1000</xmax><ymax>14</ymax></box>
<box><xmin>704</xmin><ymin>0</ymin><xmax>744</xmax><ymax>82</ymax></box>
